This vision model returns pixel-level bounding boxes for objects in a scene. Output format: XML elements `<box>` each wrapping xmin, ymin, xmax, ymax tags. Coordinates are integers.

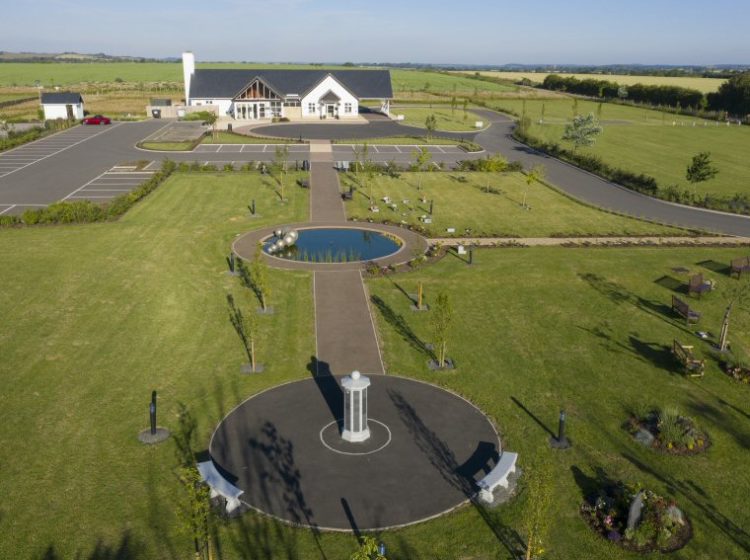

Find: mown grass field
<box><xmin>490</xmin><ymin>98</ymin><xmax>750</xmax><ymax>199</ymax></box>
<box><xmin>393</xmin><ymin>107</ymin><xmax>487</xmax><ymax>131</ymax></box>
<box><xmin>0</xmin><ymin>172</ymin><xmax>335</xmax><ymax>559</ymax></box>
<box><xmin>367</xmin><ymin>246</ymin><xmax>750</xmax><ymax>559</ymax></box>
<box><xmin>342</xmin><ymin>171</ymin><xmax>688</xmax><ymax>237</ymax></box>
<box><xmin>460</xmin><ymin>71</ymin><xmax>727</xmax><ymax>93</ymax></box>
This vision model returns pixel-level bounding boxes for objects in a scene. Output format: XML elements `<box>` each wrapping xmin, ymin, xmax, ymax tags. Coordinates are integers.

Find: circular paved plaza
<box><xmin>210</xmin><ymin>375</ymin><xmax>500</xmax><ymax>530</ymax></box>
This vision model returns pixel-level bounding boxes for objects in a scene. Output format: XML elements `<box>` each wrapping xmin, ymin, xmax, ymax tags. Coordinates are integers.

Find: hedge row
<box><xmin>0</xmin><ymin>159</ymin><xmax>177</xmax><ymax>227</ymax></box>
<box><xmin>513</xmin><ymin>128</ymin><xmax>750</xmax><ymax>215</ymax></box>
<box><xmin>0</xmin><ymin>119</ymin><xmax>75</xmax><ymax>153</ymax></box>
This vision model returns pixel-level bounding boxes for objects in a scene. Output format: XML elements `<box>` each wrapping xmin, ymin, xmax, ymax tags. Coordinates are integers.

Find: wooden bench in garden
<box><xmin>672</xmin><ymin>339</ymin><xmax>705</xmax><ymax>377</ymax></box>
<box><xmin>688</xmin><ymin>273</ymin><xmax>711</xmax><ymax>298</ymax></box>
<box><xmin>476</xmin><ymin>451</ymin><xmax>518</xmax><ymax>504</ymax></box>
<box><xmin>671</xmin><ymin>295</ymin><xmax>701</xmax><ymax>325</ymax></box>
<box><xmin>197</xmin><ymin>460</ymin><xmax>244</xmax><ymax>514</ymax></box>
<box><xmin>730</xmin><ymin>257</ymin><xmax>750</xmax><ymax>278</ymax></box>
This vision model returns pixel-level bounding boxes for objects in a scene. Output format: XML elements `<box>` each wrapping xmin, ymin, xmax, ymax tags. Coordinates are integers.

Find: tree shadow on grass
<box><xmin>621</xmin><ymin>452</ymin><xmax>750</xmax><ymax>554</ymax></box>
<box><xmin>684</xmin><ymin>399</ymin><xmax>750</xmax><ymax>450</ymax></box>
<box><xmin>226</xmin><ymin>294</ymin><xmax>252</xmax><ymax>362</ymax></box>
<box><xmin>237</xmin><ymin>260</ymin><xmax>264</xmax><ymax>308</ymax></box>
<box><xmin>370</xmin><ymin>295</ymin><xmax>434</xmax><ymax>359</ymax></box>
<box><xmin>36</xmin><ymin>531</ymin><xmax>144</xmax><ymax>560</ymax></box>
<box><xmin>510</xmin><ymin>396</ymin><xmax>556</xmax><ymax>439</ymax></box>
<box><xmin>388</xmin><ymin>389</ymin><xmax>524</xmax><ymax>559</ymax></box>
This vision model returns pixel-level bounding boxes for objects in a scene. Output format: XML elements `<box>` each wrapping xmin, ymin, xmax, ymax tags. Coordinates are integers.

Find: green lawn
<box><xmin>394</xmin><ymin>107</ymin><xmax>487</xmax><ymax>131</ymax></box>
<box><xmin>139</xmin><ymin>140</ymin><xmax>195</xmax><ymax>151</ymax></box>
<box><xmin>491</xmin><ymin>98</ymin><xmax>750</xmax><ymax>199</ymax></box>
<box><xmin>366</xmin><ymin>246</ymin><xmax>750</xmax><ymax>559</ymax></box>
<box><xmin>342</xmin><ymin>171</ymin><xmax>689</xmax><ymax>237</ymax></box>
<box><xmin>0</xmin><ymin>172</ymin><xmax>332</xmax><ymax>559</ymax></box>
<box><xmin>202</xmin><ymin>131</ymin><xmax>297</xmax><ymax>144</ymax></box>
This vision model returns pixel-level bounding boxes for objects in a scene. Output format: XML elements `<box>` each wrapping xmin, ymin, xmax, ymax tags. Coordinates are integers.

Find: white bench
<box><xmin>197</xmin><ymin>460</ymin><xmax>244</xmax><ymax>514</ymax></box>
<box><xmin>477</xmin><ymin>451</ymin><xmax>518</xmax><ymax>504</ymax></box>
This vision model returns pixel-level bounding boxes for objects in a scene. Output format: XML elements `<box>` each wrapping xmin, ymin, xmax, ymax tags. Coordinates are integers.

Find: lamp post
<box><xmin>149</xmin><ymin>391</ymin><xmax>157</xmax><ymax>436</ymax></box>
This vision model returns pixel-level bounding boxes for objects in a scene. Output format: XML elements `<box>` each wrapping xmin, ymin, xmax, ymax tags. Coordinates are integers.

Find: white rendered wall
<box><xmin>300</xmin><ymin>75</ymin><xmax>358</xmax><ymax>118</ymax></box>
<box><xmin>43</xmin><ymin>103</ymin><xmax>83</xmax><ymax>120</ymax></box>
<box><xmin>189</xmin><ymin>99</ymin><xmax>231</xmax><ymax>116</ymax></box>
<box><xmin>182</xmin><ymin>52</ymin><xmax>195</xmax><ymax>104</ymax></box>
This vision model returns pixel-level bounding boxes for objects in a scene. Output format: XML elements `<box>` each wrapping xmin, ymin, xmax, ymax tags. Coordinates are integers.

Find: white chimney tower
<box><xmin>182</xmin><ymin>52</ymin><xmax>195</xmax><ymax>105</ymax></box>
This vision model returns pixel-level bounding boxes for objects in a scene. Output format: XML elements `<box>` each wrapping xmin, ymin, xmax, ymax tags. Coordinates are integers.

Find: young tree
<box><xmin>540</xmin><ymin>103</ymin><xmax>546</xmax><ymax>125</ymax></box>
<box><xmin>522</xmin><ymin>164</ymin><xmax>546</xmax><ymax>209</ymax></box>
<box><xmin>719</xmin><ymin>277</ymin><xmax>750</xmax><ymax>352</ymax></box>
<box><xmin>522</xmin><ymin>462</ymin><xmax>553</xmax><ymax>560</ymax></box>
<box><xmin>251</xmin><ymin>242</ymin><xmax>271</xmax><ymax>311</ymax></box>
<box><xmin>203</xmin><ymin>111</ymin><xmax>218</xmax><ymax>141</ymax></box>
<box><xmin>273</xmin><ymin>145</ymin><xmax>290</xmax><ymax>201</ymax></box>
<box><xmin>463</xmin><ymin>98</ymin><xmax>469</xmax><ymax>121</ymax></box>
<box><xmin>450</xmin><ymin>95</ymin><xmax>457</xmax><ymax>116</ymax></box>
<box><xmin>431</xmin><ymin>292</ymin><xmax>453</xmax><ymax>368</ymax></box>
<box><xmin>243</xmin><ymin>300</ymin><xmax>259</xmax><ymax>370</ymax></box>
<box><xmin>571</xmin><ymin>98</ymin><xmax>579</xmax><ymax>117</ymax></box>
<box><xmin>411</xmin><ymin>147</ymin><xmax>432</xmax><ymax>190</ymax></box>
<box><xmin>177</xmin><ymin>466</ymin><xmax>212</xmax><ymax>560</ymax></box>
<box><xmin>686</xmin><ymin>152</ymin><xmax>719</xmax><ymax>188</ymax></box>
<box><xmin>350</xmin><ymin>535</ymin><xmax>387</xmax><ymax>560</ymax></box>
<box><xmin>424</xmin><ymin>114</ymin><xmax>437</xmax><ymax>138</ymax></box>
<box><xmin>562</xmin><ymin>113</ymin><xmax>603</xmax><ymax>150</ymax></box>
<box><xmin>596</xmin><ymin>102</ymin><xmax>603</xmax><ymax>120</ymax></box>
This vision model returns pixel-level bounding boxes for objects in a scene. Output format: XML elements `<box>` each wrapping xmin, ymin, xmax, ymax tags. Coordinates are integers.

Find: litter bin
<box><xmin>151</xmin><ymin>109</ymin><xmax>162</xmax><ymax>119</ymax></box>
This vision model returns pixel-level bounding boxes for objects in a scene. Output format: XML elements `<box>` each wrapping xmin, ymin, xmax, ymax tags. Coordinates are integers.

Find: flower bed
<box><xmin>725</xmin><ymin>363</ymin><xmax>750</xmax><ymax>384</ymax></box>
<box><xmin>625</xmin><ymin>407</ymin><xmax>710</xmax><ymax>455</ymax></box>
<box><xmin>581</xmin><ymin>483</ymin><xmax>692</xmax><ymax>553</ymax></box>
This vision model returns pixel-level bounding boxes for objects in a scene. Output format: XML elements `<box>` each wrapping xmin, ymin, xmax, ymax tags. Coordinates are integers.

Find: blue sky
<box><xmin>2</xmin><ymin>0</ymin><xmax>748</xmax><ymax>64</ymax></box>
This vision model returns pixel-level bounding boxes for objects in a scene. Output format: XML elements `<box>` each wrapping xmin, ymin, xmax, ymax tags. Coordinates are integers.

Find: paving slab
<box><xmin>314</xmin><ymin>270</ymin><xmax>384</xmax><ymax>376</ymax></box>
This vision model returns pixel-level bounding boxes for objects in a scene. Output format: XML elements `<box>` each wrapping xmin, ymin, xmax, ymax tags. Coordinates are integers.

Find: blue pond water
<box><xmin>264</xmin><ymin>228</ymin><xmax>401</xmax><ymax>263</ymax></box>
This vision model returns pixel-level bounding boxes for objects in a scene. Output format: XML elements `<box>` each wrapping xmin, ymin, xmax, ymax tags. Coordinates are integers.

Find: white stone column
<box><xmin>341</xmin><ymin>371</ymin><xmax>371</xmax><ymax>442</ymax></box>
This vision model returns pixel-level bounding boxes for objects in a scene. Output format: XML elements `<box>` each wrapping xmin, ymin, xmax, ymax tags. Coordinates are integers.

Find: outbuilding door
<box><xmin>66</xmin><ymin>105</ymin><xmax>74</xmax><ymax>120</ymax></box>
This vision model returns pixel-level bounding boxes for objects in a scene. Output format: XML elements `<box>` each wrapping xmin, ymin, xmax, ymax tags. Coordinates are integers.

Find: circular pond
<box><xmin>264</xmin><ymin>228</ymin><xmax>401</xmax><ymax>263</ymax></box>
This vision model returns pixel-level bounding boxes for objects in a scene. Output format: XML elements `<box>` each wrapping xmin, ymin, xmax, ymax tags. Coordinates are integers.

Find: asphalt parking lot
<box><xmin>62</xmin><ymin>165</ymin><xmax>156</xmax><ymax>204</ymax></box>
<box><xmin>0</xmin><ymin>124</ymin><xmax>120</xmax><ymax>179</ymax></box>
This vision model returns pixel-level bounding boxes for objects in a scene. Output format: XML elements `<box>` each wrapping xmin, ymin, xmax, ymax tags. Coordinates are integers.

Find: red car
<box><xmin>82</xmin><ymin>115</ymin><xmax>111</xmax><ymax>125</ymax></box>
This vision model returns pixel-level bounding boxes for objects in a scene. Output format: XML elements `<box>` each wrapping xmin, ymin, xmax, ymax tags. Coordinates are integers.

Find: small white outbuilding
<box><xmin>40</xmin><ymin>92</ymin><xmax>84</xmax><ymax>121</ymax></box>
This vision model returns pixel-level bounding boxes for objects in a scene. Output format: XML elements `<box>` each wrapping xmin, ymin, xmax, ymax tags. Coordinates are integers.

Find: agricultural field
<box><xmin>342</xmin><ymin>171</ymin><xmax>687</xmax><ymax>237</ymax></box>
<box><xmin>459</xmin><ymin>71</ymin><xmax>727</xmax><ymax>93</ymax></box>
<box><xmin>490</xmin><ymin>98</ymin><xmax>750</xmax><ymax>199</ymax></box>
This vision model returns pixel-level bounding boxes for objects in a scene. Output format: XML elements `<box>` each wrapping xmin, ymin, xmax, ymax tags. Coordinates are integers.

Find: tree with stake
<box><xmin>463</xmin><ymin>98</ymin><xmax>469</xmax><ymax>122</ymax></box>
<box><xmin>572</xmin><ymin>98</ymin><xmax>579</xmax><ymax>117</ymax></box>
<box><xmin>540</xmin><ymin>103</ymin><xmax>546</xmax><ymax>125</ymax></box>
<box><xmin>523</xmin><ymin>164</ymin><xmax>546</xmax><ymax>210</ymax></box>
<box><xmin>431</xmin><ymin>292</ymin><xmax>453</xmax><ymax>369</ymax></box>
<box><xmin>243</xmin><ymin>300</ymin><xmax>259</xmax><ymax>371</ymax></box>
<box><xmin>273</xmin><ymin>145</ymin><xmax>290</xmax><ymax>202</ymax></box>
<box><xmin>177</xmin><ymin>465</ymin><xmax>212</xmax><ymax>560</ymax></box>
<box><xmin>203</xmin><ymin>111</ymin><xmax>218</xmax><ymax>142</ymax></box>
<box><xmin>451</xmin><ymin>95</ymin><xmax>457</xmax><ymax>116</ymax></box>
<box><xmin>686</xmin><ymin>152</ymin><xmax>719</xmax><ymax>191</ymax></box>
<box><xmin>424</xmin><ymin>114</ymin><xmax>437</xmax><ymax>138</ymax></box>
<box><xmin>417</xmin><ymin>281</ymin><xmax>424</xmax><ymax>310</ymax></box>
<box><xmin>562</xmin><ymin>113</ymin><xmax>602</xmax><ymax>150</ymax></box>
<box><xmin>411</xmin><ymin>147</ymin><xmax>432</xmax><ymax>190</ymax></box>
<box><xmin>719</xmin><ymin>277</ymin><xmax>750</xmax><ymax>352</ymax></box>
<box><xmin>251</xmin><ymin>242</ymin><xmax>271</xmax><ymax>312</ymax></box>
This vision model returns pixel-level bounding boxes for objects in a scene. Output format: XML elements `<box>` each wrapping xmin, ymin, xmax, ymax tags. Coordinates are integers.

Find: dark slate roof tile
<box><xmin>41</xmin><ymin>92</ymin><xmax>83</xmax><ymax>104</ymax></box>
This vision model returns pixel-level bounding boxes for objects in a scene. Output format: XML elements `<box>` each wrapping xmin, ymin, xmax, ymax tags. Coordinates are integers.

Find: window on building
<box><xmin>270</xmin><ymin>101</ymin><xmax>282</xmax><ymax>117</ymax></box>
<box><xmin>284</xmin><ymin>100</ymin><xmax>300</xmax><ymax>107</ymax></box>
<box><xmin>344</xmin><ymin>103</ymin><xmax>352</xmax><ymax>114</ymax></box>
<box><xmin>308</xmin><ymin>103</ymin><xmax>316</xmax><ymax>113</ymax></box>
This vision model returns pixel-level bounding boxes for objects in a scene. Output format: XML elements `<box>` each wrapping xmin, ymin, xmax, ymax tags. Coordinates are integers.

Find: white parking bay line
<box><xmin>2</xmin><ymin>124</ymin><xmax>123</xmax><ymax>179</ymax></box>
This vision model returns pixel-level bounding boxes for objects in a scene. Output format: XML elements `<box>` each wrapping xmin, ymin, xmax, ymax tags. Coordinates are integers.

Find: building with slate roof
<box><xmin>40</xmin><ymin>92</ymin><xmax>84</xmax><ymax>120</ymax></box>
<box><xmin>182</xmin><ymin>52</ymin><xmax>392</xmax><ymax>122</ymax></box>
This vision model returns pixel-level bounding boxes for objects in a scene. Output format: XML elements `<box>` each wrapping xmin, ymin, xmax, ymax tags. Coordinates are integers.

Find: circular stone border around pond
<box><xmin>233</xmin><ymin>222</ymin><xmax>429</xmax><ymax>271</ymax></box>
<box><xmin>208</xmin><ymin>374</ymin><xmax>501</xmax><ymax>531</ymax></box>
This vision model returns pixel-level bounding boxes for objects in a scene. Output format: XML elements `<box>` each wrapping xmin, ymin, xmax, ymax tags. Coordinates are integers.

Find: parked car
<box><xmin>82</xmin><ymin>115</ymin><xmax>111</xmax><ymax>125</ymax></box>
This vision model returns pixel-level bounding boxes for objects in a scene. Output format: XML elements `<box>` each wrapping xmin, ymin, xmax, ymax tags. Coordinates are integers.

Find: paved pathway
<box><xmin>430</xmin><ymin>236</ymin><xmax>750</xmax><ymax>247</ymax></box>
<box><xmin>307</xmin><ymin>141</ymin><xmax>385</xmax><ymax>375</ymax></box>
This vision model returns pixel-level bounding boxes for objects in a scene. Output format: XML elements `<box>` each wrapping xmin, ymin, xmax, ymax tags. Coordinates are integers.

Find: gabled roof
<box><xmin>189</xmin><ymin>69</ymin><xmax>392</xmax><ymax>100</ymax></box>
<box><xmin>41</xmin><ymin>92</ymin><xmax>83</xmax><ymax>104</ymax></box>
<box><xmin>319</xmin><ymin>90</ymin><xmax>341</xmax><ymax>103</ymax></box>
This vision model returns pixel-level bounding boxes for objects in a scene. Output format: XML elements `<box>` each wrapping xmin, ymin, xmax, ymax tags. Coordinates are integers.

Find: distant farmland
<box><xmin>455</xmin><ymin>71</ymin><xmax>727</xmax><ymax>93</ymax></box>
